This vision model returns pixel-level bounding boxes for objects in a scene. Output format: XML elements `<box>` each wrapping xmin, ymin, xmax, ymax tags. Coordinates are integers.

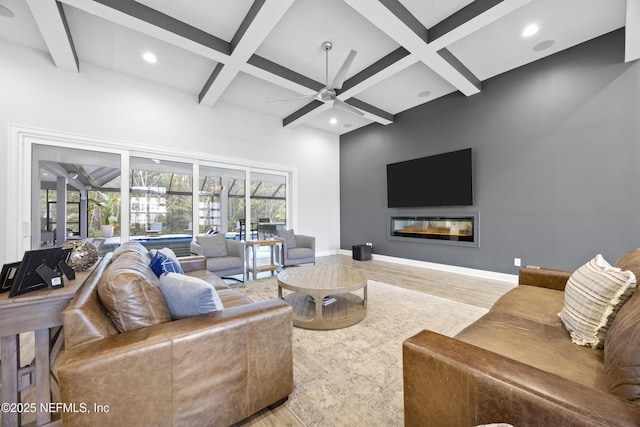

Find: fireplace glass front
<box><xmin>389</xmin><ymin>215</ymin><xmax>477</xmax><ymax>246</ymax></box>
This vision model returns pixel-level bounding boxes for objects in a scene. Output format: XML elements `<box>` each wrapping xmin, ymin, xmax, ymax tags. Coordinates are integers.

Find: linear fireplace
<box><xmin>388</xmin><ymin>213</ymin><xmax>479</xmax><ymax>247</ymax></box>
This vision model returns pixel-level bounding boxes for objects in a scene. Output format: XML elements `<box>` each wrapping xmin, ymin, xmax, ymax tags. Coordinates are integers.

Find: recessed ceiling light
<box><xmin>143</xmin><ymin>52</ymin><xmax>157</xmax><ymax>63</ymax></box>
<box><xmin>522</xmin><ymin>24</ymin><xmax>539</xmax><ymax>38</ymax></box>
<box><xmin>329</xmin><ymin>117</ymin><xmax>338</xmax><ymax>125</ymax></box>
<box><xmin>418</xmin><ymin>90</ymin><xmax>432</xmax><ymax>98</ymax></box>
<box><xmin>0</xmin><ymin>5</ymin><xmax>14</xmax><ymax>18</ymax></box>
<box><xmin>343</xmin><ymin>123</ymin><xmax>352</xmax><ymax>128</ymax></box>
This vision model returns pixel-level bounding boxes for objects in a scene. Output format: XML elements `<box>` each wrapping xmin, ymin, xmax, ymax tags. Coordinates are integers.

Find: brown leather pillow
<box><xmin>97</xmin><ymin>262</ymin><xmax>171</xmax><ymax>333</ymax></box>
<box><xmin>111</xmin><ymin>241</ymin><xmax>151</xmax><ymax>261</ymax></box>
<box><xmin>605</xmin><ymin>289</ymin><xmax>640</xmax><ymax>405</ymax></box>
<box><xmin>615</xmin><ymin>248</ymin><xmax>640</xmax><ymax>281</ymax></box>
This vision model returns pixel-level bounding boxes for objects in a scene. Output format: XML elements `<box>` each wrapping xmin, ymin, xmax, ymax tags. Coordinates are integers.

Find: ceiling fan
<box><xmin>268</xmin><ymin>41</ymin><xmax>364</xmax><ymax>117</ymax></box>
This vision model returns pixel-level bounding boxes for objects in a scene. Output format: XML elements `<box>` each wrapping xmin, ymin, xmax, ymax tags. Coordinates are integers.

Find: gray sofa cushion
<box><xmin>288</xmin><ymin>247</ymin><xmax>313</xmax><ymax>260</ymax></box>
<box><xmin>208</xmin><ymin>256</ymin><xmax>243</xmax><ymax>271</ymax></box>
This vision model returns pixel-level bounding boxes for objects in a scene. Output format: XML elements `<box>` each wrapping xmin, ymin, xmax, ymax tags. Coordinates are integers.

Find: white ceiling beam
<box><xmin>283</xmin><ymin>102</ymin><xmax>332</xmax><ymax>128</ymax></box>
<box><xmin>344</xmin><ymin>99</ymin><xmax>394</xmax><ymax>125</ymax></box>
<box><xmin>199</xmin><ymin>0</ymin><xmax>295</xmax><ymax>106</ymax></box>
<box><xmin>59</xmin><ymin>0</ymin><xmax>393</xmax><ymax>127</ymax></box>
<box><xmin>230</xmin><ymin>0</ymin><xmax>295</xmax><ymax>61</ymax></box>
<box><xmin>59</xmin><ymin>0</ymin><xmax>232</xmax><ymax>63</ymax></box>
<box><xmin>345</xmin><ymin>0</ymin><xmax>479</xmax><ymax>96</ymax></box>
<box><xmin>244</xmin><ymin>58</ymin><xmax>320</xmax><ymax>96</ymax></box>
<box><xmin>626</xmin><ymin>0</ymin><xmax>640</xmax><ymax>62</ymax></box>
<box><xmin>339</xmin><ymin>48</ymin><xmax>418</xmax><ymax>99</ymax></box>
<box><xmin>427</xmin><ymin>0</ymin><xmax>534</xmax><ymax>51</ymax></box>
<box><xmin>27</xmin><ymin>0</ymin><xmax>78</xmax><ymax>71</ymax></box>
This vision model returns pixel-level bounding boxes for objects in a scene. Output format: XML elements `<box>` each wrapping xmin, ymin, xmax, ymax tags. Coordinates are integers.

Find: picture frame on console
<box><xmin>6</xmin><ymin>247</ymin><xmax>74</xmax><ymax>297</ymax></box>
<box><xmin>0</xmin><ymin>262</ymin><xmax>21</xmax><ymax>293</ymax></box>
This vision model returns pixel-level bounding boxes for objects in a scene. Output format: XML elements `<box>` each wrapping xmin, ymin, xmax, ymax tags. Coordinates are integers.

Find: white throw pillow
<box><xmin>559</xmin><ymin>254</ymin><xmax>636</xmax><ymax>348</ymax></box>
<box><xmin>159</xmin><ymin>273</ymin><xmax>224</xmax><ymax>320</ymax></box>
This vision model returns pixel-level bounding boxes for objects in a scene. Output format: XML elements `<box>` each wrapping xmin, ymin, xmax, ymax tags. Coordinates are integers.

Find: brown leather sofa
<box><xmin>403</xmin><ymin>249</ymin><xmax>640</xmax><ymax>427</ymax></box>
<box><xmin>54</xmin><ymin>242</ymin><xmax>293</xmax><ymax>426</ymax></box>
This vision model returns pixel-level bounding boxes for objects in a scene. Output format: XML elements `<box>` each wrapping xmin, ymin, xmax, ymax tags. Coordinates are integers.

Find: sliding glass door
<box><xmin>199</xmin><ymin>165</ymin><xmax>246</xmax><ymax>238</ymax></box>
<box><xmin>22</xmin><ymin>129</ymin><xmax>293</xmax><ymax>257</ymax></box>
<box><xmin>32</xmin><ymin>145</ymin><xmax>121</xmax><ymax>248</ymax></box>
<box><xmin>249</xmin><ymin>171</ymin><xmax>287</xmax><ymax>239</ymax></box>
<box><xmin>129</xmin><ymin>157</ymin><xmax>193</xmax><ymax>238</ymax></box>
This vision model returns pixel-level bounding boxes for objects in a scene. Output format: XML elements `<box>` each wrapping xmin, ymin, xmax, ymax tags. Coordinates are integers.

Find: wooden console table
<box><xmin>0</xmin><ymin>263</ymin><xmax>97</xmax><ymax>427</ymax></box>
<box><xmin>245</xmin><ymin>239</ymin><xmax>282</xmax><ymax>280</ymax></box>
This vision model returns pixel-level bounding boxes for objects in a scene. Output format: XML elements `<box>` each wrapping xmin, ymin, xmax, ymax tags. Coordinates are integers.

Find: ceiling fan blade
<box><xmin>266</xmin><ymin>95</ymin><xmax>313</xmax><ymax>104</ymax></box>
<box><xmin>333</xmin><ymin>99</ymin><xmax>364</xmax><ymax>116</ymax></box>
<box><xmin>331</xmin><ymin>49</ymin><xmax>357</xmax><ymax>90</ymax></box>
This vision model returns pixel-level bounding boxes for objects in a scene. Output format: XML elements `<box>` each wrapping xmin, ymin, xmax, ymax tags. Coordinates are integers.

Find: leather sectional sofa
<box><xmin>403</xmin><ymin>249</ymin><xmax>640</xmax><ymax>427</ymax></box>
<box><xmin>54</xmin><ymin>242</ymin><xmax>293</xmax><ymax>426</ymax></box>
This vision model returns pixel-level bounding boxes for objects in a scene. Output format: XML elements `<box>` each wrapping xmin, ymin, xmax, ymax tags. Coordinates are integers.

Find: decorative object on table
<box><xmin>62</xmin><ymin>239</ymin><xmax>99</xmax><ymax>271</ymax></box>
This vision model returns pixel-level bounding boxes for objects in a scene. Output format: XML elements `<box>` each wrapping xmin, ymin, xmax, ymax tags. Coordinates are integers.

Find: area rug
<box><xmin>232</xmin><ymin>278</ymin><xmax>489</xmax><ymax>427</ymax></box>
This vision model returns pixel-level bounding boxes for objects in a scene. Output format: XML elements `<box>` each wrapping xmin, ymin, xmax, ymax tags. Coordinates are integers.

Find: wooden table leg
<box><xmin>314</xmin><ymin>292</ymin><xmax>323</xmax><ymax>327</ymax></box>
<box><xmin>1</xmin><ymin>334</ymin><xmax>20</xmax><ymax>427</ymax></box>
<box><xmin>35</xmin><ymin>328</ymin><xmax>52</xmax><ymax>425</ymax></box>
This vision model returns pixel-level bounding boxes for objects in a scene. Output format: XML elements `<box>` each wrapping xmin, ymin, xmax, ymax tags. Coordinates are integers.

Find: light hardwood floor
<box><xmin>5</xmin><ymin>254</ymin><xmax>516</xmax><ymax>427</ymax></box>
<box><xmin>233</xmin><ymin>253</ymin><xmax>516</xmax><ymax>427</ymax></box>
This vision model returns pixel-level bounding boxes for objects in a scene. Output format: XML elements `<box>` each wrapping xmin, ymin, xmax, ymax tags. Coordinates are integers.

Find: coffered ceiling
<box><xmin>1</xmin><ymin>0</ymin><xmax>638</xmax><ymax>135</ymax></box>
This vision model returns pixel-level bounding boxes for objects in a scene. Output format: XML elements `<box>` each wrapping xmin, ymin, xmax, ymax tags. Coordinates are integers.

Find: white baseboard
<box><xmin>337</xmin><ymin>249</ymin><xmax>518</xmax><ymax>285</ymax></box>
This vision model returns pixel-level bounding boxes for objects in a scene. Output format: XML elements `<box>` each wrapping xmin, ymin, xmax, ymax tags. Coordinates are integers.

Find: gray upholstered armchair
<box><xmin>277</xmin><ymin>230</ymin><xmax>315</xmax><ymax>267</ymax></box>
<box><xmin>190</xmin><ymin>234</ymin><xmax>245</xmax><ymax>282</ymax></box>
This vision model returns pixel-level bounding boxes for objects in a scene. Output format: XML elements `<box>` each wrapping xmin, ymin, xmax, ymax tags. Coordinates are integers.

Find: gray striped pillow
<box><xmin>559</xmin><ymin>254</ymin><xmax>636</xmax><ymax>348</ymax></box>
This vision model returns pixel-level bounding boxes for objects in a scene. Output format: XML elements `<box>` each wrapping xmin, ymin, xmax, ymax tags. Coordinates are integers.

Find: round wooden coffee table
<box><xmin>277</xmin><ymin>265</ymin><xmax>367</xmax><ymax>330</ymax></box>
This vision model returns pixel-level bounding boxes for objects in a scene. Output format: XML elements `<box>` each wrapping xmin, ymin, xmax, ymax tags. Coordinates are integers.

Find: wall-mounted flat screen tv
<box><xmin>387</xmin><ymin>148</ymin><xmax>473</xmax><ymax>208</ymax></box>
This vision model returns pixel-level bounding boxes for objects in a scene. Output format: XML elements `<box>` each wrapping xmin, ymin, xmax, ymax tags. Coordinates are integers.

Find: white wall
<box><xmin>0</xmin><ymin>40</ymin><xmax>341</xmax><ymax>263</ymax></box>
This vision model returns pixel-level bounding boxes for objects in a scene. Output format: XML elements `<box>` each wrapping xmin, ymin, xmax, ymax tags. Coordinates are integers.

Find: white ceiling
<box><xmin>1</xmin><ymin>0</ymin><xmax>636</xmax><ymax>135</ymax></box>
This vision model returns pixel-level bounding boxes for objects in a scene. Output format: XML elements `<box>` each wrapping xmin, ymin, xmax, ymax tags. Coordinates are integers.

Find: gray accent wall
<box><xmin>340</xmin><ymin>30</ymin><xmax>640</xmax><ymax>274</ymax></box>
